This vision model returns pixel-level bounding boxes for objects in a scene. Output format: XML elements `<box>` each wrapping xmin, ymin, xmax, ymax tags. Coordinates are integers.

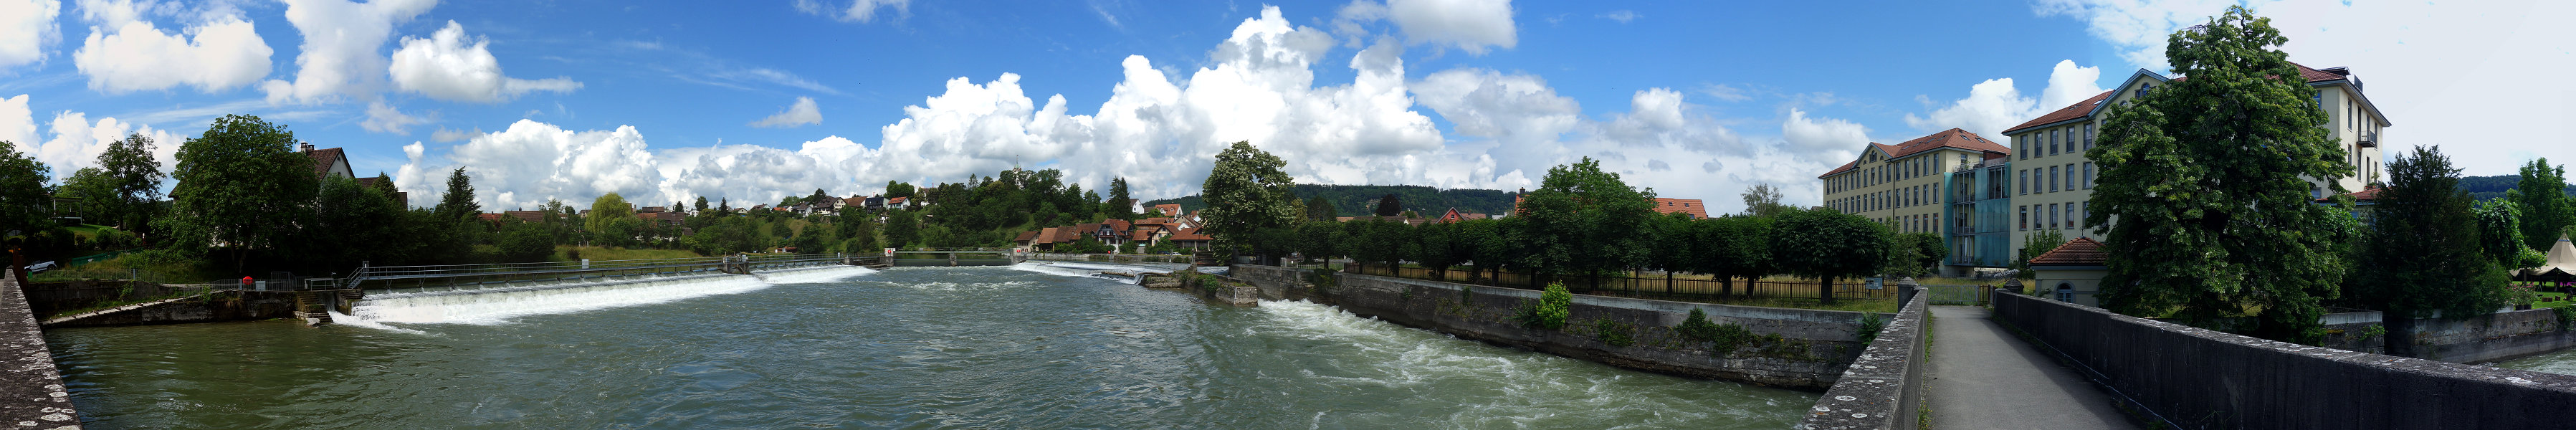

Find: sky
<box><xmin>0</xmin><ymin>0</ymin><xmax>2568</xmax><ymax>214</ymax></box>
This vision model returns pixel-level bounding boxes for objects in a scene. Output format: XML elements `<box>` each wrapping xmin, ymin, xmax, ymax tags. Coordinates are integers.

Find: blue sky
<box><xmin>2</xmin><ymin>0</ymin><xmax>2568</xmax><ymax>212</ymax></box>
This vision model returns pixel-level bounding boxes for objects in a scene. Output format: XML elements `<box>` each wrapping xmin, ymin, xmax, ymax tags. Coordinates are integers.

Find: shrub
<box><xmin>1676</xmin><ymin>307</ymin><xmax>1758</xmax><ymax>356</ymax></box>
<box><xmin>1530</xmin><ymin>282</ymin><xmax>1571</xmax><ymax>330</ymax></box>
<box><xmin>1594</xmin><ymin>320</ymin><xmax>1636</xmax><ymax>347</ymax></box>
<box><xmin>1856</xmin><ymin>312</ymin><xmax>1889</xmax><ymax>345</ymax></box>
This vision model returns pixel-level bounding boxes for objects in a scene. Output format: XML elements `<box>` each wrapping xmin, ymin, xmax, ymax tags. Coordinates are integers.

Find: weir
<box><xmin>341</xmin><ymin>264</ymin><xmax>879</xmax><ymax>326</ymax></box>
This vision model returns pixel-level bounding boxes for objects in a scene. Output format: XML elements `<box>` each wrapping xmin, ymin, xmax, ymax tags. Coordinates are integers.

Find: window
<box><xmin>2137</xmin><ymin>82</ymin><xmax>2153</xmax><ymax>98</ymax></box>
<box><xmin>2017</xmin><ymin>135</ymin><xmax>2027</xmax><ymax>160</ymax></box>
<box><xmin>2018</xmin><ymin>170</ymin><xmax>2028</xmax><ymax>195</ymax></box>
<box><xmin>2083</xmin><ymin>123</ymin><xmax>2094</xmax><ymax>150</ymax></box>
<box><xmin>2048</xmin><ymin>129</ymin><xmax>2060</xmax><ymax>156</ymax></box>
<box><xmin>2019</xmin><ymin>206</ymin><xmax>2028</xmax><ymax>230</ymax></box>
<box><xmin>2082</xmin><ymin>163</ymin><xmax>2094</xmax><ymax>189</ymax></box>
<box><xmin>2048</xmin><ymin>166</ymin><xmax>2059</xmax><ymax>192</ymax></box>
<box><xmin>2066</xmin><ymin>163</ymin><xmax>2077</xmax><ymax>192</ymax></box>
<box><xmin>2048</xmin><ymin>204</ymin><xmax>2059</xmax><ymax>229</ymax></box>
<box><xmin>2312</xmin><ymin>184</ymin><xmax>2323</xmax><ymax>199</ymax></box>
<box><xmin>2064</xmin><ymin>205</ymin><xmax>2076</xmax><ymax>230</ymax></box>
<box><xmin>2079</xmin><ymin>202</ymin><xmax>2088</xmax><ymax>228</ymax></box>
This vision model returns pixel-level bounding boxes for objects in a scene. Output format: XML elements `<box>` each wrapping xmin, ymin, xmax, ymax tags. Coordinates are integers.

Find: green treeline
<box><xmin>1145</xmin><ymin>184</ymin><xmax>1522</xmax><ymax>217</ymax></box>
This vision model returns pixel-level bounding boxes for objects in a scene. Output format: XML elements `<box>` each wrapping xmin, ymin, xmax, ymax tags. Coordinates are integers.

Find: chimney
<box><xmin>300</xmin><ymin>141</ymin><xmax>315</xmax><ymax>152</ymax></box>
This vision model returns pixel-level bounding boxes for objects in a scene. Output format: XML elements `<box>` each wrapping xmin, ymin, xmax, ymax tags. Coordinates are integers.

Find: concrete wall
<box><xmin>1234</xmin><ymin>264</ymin><xmax>1875</xmax><ymax>390</ymax></box>
<box><xmin>20</xmin><ymin>280</ymin><xmax>194</xmax><ymax>316</ymax></box>
<box><xmin>1800</xmin><ymin>285</ymin><xmax>1929</xmax><ymax>430</ymax></box>
<box><xmin>0</xmin><ymin>272</ymin><xmax>81</xmax><ymax>427</ymax></box>
<box><xmin>1993</xmin><ymin>291</ymin><xmax>2576</xmax><ymax>429</ymax></box>
<box><xmin>41</xmin><ymin>290</ymin><xmax>300</xmax><ymax>328</ymax></box>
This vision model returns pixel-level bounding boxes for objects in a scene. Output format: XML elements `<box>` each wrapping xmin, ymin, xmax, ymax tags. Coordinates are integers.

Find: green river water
<box><xmin>44</xmin><ymin>265</ymin><xmax>1809</xmax><ymax>429</ymax></box>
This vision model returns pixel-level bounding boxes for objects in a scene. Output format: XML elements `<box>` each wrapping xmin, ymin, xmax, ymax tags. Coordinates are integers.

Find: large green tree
<box><xmin>2514</xmin><ymin>158</ymin><xmax>2574</xmax><ymax>249</ymax></box>
<box><xmin>882</xmin><ymin>209</ymin><xmax>920</xmax><ymax>249</ymax></box>
<box><xmin>59</xmin><ymin>133</ymin><xmax>165</xmax><ymax>232</ymax></box>
<box><xmin>434</xmin><ymin>167</ymin><xmax>479</xmax><ymax>222</ymax></box>
<box><xmin>0</xmin><ymin>140</ymin><xmax>51</xmax><ymax>235</ymax></box>
<box><xmin>2088</xmin><ymin>6</ymin><xmax>2356</xmax><ymax>343</ymax></box>
<box><xmin>1740</xmin><ymin>183</ymin><xmax>1790</xmax><ymax>218</ymax></box>
<box><xmin>2472</xmin><ymin>198</ymin><xmax>2547</xmax><ymax>269</ymax></box>
<box><xmin>1770</xmin><ymin>208</ymin><xmax>1891</xmax><ymax>305</ymax></box>
<box><xmin>2355</xmin><ymin>145</ymin><xmax>2513</xmax><ymax>355</ymax></box>
<box><xmin>307</xmin><ymin>175</ymin><xmax>404</xmax><ymax>269</ymax></box>
<box><xmin>1694</xmin><ymin>215</ymin><xmax>1775</xmax><ymax>297</ymax></box>
<box><xmin>1197</xmin><ymin>141</ymin><xmax>1299</xmax><ymax>262</ymax></box>
<box><xmin>159</xmin><ymin>115</ymin><xmax>320</xmax><ymax>271</ymax></box>
<box><xmin>588</xmin><ymin>193</ymin><xmax>639</xmax><ymax>247</ymax></box>
<box><xmin>1510</xmin><ymin>157</ymin><xmax>1656</xmax><ymax>287</ymax></box>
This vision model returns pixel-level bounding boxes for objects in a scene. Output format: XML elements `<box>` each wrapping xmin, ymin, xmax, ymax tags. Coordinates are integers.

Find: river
<box><xmin>46</xmin><ymin>264</ymin><xmax>1809</xmax><ymax>429</ymax></box>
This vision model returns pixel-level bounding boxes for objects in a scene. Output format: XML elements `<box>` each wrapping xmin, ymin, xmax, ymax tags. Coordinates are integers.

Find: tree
<box><xmin>1646</xmin><ymin>213</ymin><xmax>1697</xmax><ymax>295</ymax></box>
<box><xmin>1197</xmin><ymin>141</ymin><xmax>1299</xmax><ymax>261</ymax></box>
<box><xmin>158</xmin><ymin>115</ymin><xmax>318</xmax><ymax>271</ymax></box>
<box><xmin>0</xmin><ymin>140</ymin><xmax>52</xmax><ymax>234</ymax></box>
<box><xmin>2474</xmin><ymin>199</ymin><xmax>2548</xmax><ymax>269</ymax></box>
<box><xmin>588</xmin><ymin>194</ymin><xmax>638</xmax><ymax>247</ymax></box>
<box><xmin>885</xmin><ymin>181</ymin><xmax>915</xmax><ymax>199</ymax></box>
<box><xmin>1884</xmin><ymin>232</ymin><xmax>1947</xmax><ymax>277</ymax></box>
<box><xmin>2355</xmin><ymin>146</ymin><xmax>2513</xmax><ymax>355</ymax></box>
<box><xmin>496</xmin><ymin>219</ymin><xmax>555</xmax><ymax>262</ymax></box>
<box><xmin>307</xmin><ymin>175</ymin><xmax>404</xmax><ymax>269</ymax></box>
<box><xmin>1305</xmin><ymin>196</ymin><xmax>1339</xmax><ymax>221</ymax></box>
<box><xmin>1512</xmin><ymin>158</ymin><xmax>1656</xmax><ymax>288</ymax></box>
<box><xmin>72</xmin><ymin>133</ymin><xmax>164</xmax><ymax>231</ymax></box>
<box><xmin>2514</xmin><ymin>158</ymin><xmax>2574</xmax><ymax>250</ymax></box>
<box><xmin>1697</xmin><ymin>216</ymin><xmax>1775</xmax><ymax>297</ymax></box>
<box><xmin>883</xmin><ymin>209</ymin><xmax>921</xmax><ymax>248</ymax></box>
<box><xmin>1375</xmin><ymin>194</ymin><xmax>1403</xmax><ymax>216</ymax></box>
<box><xmin>1106</xmin><ymin>177</ymin><xmax>1134</xmax><ymax>220</ymax></box>
<box><xmin>1414</xmin><ymin>221</ymin><xmax>1460</xmax><ymax>280</ymax></box>
<box><xmin>434</xmin><ymin>167</ymin><xmax>479</xmax><ymax>222</ymax></box>
<box><xmin>2011</xmin><ymin>229</ymin><xmax>2067</xmax><ymax>279</ymax></box>
<box><xmin>2088</xmin><ymin>6</ymin><xmax>2355</xmax><ymax>343</ymax></box>
<box><xmin>1771</xmin><ymin>208</ymin><xmax>1891</xmax><ymax>305</ymax></box>
<box><xmin>1741</xmin><ymin>183</ymin><xmax>1789</xmax><ymax>217</ymax></box>
<box><xmin>1294</xmin><ymin>220</ymin><xmax>1341</xmax><ymax>267</ymax></box>
<box><xmin>695</xmin><ymin>196</ymin><xmax>710</xmax><ymax>213</ymax></box>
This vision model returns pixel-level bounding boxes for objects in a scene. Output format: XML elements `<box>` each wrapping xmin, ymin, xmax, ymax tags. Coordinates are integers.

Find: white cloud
<box><xmin>0</xmin><ymin>0</ymin><xmax>62</xmax><ymax>70</ymax></box>
<box><xmin>261</xmin><ymin>0</ymin><xmax>436</xmax><ymax>105</ymax></box>
<box><xmin>1902</xmin><ymin>59</ymin><xmax>2103</xmax><ymax>139</ymax></box>
<box><xmin>387</xmin><ymin>21</ymin><xmax>581</xmax><ymax>103</ymax></box>
<box><xmin>793</xmin><ymin>0</ymin><xmax>909</xmax><ymax>24</ymax></box>
<box><xmin>429</xmin><ymin>126</ymin><xmax>475</xmax><ymax>143</ymax></box>
<box><xmin>1598</xmin><ymin>10</ymin><xmax>1638</xmax><ymax>24</ymax></box>
<box><xmin>1337</xmin><ymin>0</ymin><xmax>1517</xmax><ymax>54</ymax></box>
<box><xmin>2040</xmin><ymin>1</ymin><xmax>2576</xmax><ymax>175</ymax></box>
<box><xmin>0</xmin><ymin>94</ymin><xmax>36</xmax><ymax>148</ymax></box>
<box><xmin>1413</xmin><ymin>67</ymin><xmax>1580</xmax><ymax>148</ymax></box>
<box><xmin>70</xmin><ymin>1</ymin><xmax>273</xmax><ymax>94</ymax></box>
<box><xmin>1782</xmin><ymin>108</ymin><xmax>1869</xmax><ymax>161</ymax></box>
<box><xmin>30</xmin><ymin>112</ymin><xmax>181</xmax><ymax>183</ymax></box>
<box><xmin>396</xmin><ymin>120</ymin><xmax>663</xmax><ymax>209</ymax></box>
<box><xmin>750</xmin><ymin>96</ymin><xmax>821</xmax><ymax>128</ymax></box>
<box><xmin>361</xmin><ymin>100</ymin><xmax>424</xmax><ymax>134</ymax></box>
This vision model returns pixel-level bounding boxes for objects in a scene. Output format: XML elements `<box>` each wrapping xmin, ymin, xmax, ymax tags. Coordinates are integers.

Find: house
<box><xmin>1072</xmin><ymin>219</ymin><xmax>1134</xmax><ymax>248</ymax></box>
<box><xmin>1013</xmin><ymin>226</ymin><xmax>1087</xmax><ymax>251</ymax></box>
<box><xmin>1168</xmin><ymin>228</ymin><xmax>1214</xmax><ymax>250</ymax></box>
<box><xmin>810</xmin><ymin>195</ymin><xmax>844</xmax><ymax>213</ymax></box>
<box><xmin>1130</xmin><ymin>218</ymin><xmax>1180</xmax><ymax>244</ymax></box>
<box><xmin>2027</xmin><ymin>237</ymin><xmax>2110</xmax><ymax>306</ymax></box>
<box><xmin>1436</xmin><ymin>208</ymin><xmax>1491</xmax><ymax>224</ymax></box>
<box><xmin>1816</xmin><ymin>128</ymin><xmax>2013</xmax><ymax>274</ymax></box>
<box><xmin>1649</xmin><ymin>199</ymin><xmax>1709</xmax><ymax>219</ymax></box>
<box><xmin>501</xmin><ymin>210</ymin><xmax>549</xmax><ymax>224</ymax></box>
<box><xmin>2315</xmin><ymin>186</ymin><xmax>2383</xmax><ymax>224</ymax></box>
<box><xmin>1152</xmin><ymin>204</ymin><xmax>1183</xmax><ymax>217</ymax></box>
<box><xmin>1995</xmin><ymin>62</ymin><xmax>2388</xmax><ymax>267</ymax></box>
<box><xmin>303</xmin><ymin>142</ymin><xmax>353</xmax><ymax>180</ymax></box>
<box><xmin>888</xmin><ymin>196</ymin><xmax>910</xmax><ymax>209</ymax></box>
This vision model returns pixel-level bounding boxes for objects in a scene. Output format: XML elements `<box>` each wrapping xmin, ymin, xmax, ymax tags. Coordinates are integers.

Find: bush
<box><xmin>1523</xmin><ymin>282</ymin><xmax>1571</xmax><ymax>330</ymax></box>
<box><xmin>1676</xmin><ymin>307</ymin><xmax>1758</xmax><ymax>356</ymax></box>
<box><xmin>1594</xmin><ymin>320</ymin><xmax>1636</xmax><ymax>347</ymax></box>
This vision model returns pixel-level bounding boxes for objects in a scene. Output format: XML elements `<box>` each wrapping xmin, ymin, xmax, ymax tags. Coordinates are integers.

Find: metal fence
<box><xmin>27</xmin><ymin>267</ymin><xmax>198</xmax><ymax>285</ymax></box>
<box><xmin>1338</xmin><ymin>264</ymin><xmax>1897</xmax><ymax>302</ymax></box>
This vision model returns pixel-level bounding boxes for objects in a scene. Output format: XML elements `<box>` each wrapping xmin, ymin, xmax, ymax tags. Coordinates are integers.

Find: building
<box><xmin>1997</xmin><ymin>63</ymin><xmax>2389</xmax><ymax>259</ymax></box>
<box><xmin>1649</xmin><ymin>199</ymin><xmax>1710</xmax><ymax>219</ymax></box>
<box><xmin>1152</xmin><ymin>204</ymin><xmax>1183</xmax><ymax>217</ymax></box>
<box><xmin>1436</xmin><ymin>208</ymin><xmax>1491</xmax><ymax>224</ymax></box>
<box><xmin>1947</xmin><ymin>152</ymin><xmax>2017</xmax><ymax>269</ymax></box>
<box><xmin>1817</xmin><ymin>128</ymin><xmax>2013</xmax><ymax>237</ymax></box>
<box><xmin>2028</xmin><ymin>237</ymin><xmax>2109</xmax><ymax>305</ymax></box>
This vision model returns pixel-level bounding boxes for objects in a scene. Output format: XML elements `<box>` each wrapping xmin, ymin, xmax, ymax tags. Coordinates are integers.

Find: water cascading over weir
<box><xmin>330</xmin><ymin>254</ymin><xmax>880</xmax><ymax>327</ymax></box>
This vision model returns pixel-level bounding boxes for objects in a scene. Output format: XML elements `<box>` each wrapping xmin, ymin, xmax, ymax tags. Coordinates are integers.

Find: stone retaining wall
<box><xmin>22</xmin><ymin>280</ymin><xmax>193</xmax><ymax>317</ymax></box>
<box><xmin>40</xmin><ymin>290</ymin><xmax>298</xmax><ymax>328</ymax></box>
<box><xmin>1234</xmin><ymin>264</ymin><xmax>1874</xmax><ymax>390</ymax></box>
<box><xmin>1</xmin><ymin>272</ymin><xmax>80</xmax><ymax>428</ymax></box>
<box><xmin>1798</xmin><ymin>285</ymin><xmax>1929</xmax><ymax>429</ymax></box>
<box><xmin>1993</xmin><ymin>291</ymin><xmax>2576</xmax><ymax>429</ymax></box>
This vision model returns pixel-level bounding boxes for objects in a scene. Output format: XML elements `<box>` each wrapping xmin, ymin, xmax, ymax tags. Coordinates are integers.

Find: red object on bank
<box><xmin>241</xmin><ymin>276</ymin><xmax>252</xmax><ymax>286</ymax></box>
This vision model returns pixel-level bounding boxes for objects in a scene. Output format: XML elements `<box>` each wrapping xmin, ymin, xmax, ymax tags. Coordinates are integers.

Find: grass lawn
<box><xmin>2535</xmin><ymin>291</ymin><xmax>2575</xmax><ymax>310</ymax></box>
<box><xmin>552</xmin><ymin>246</ymin><xmax>705</xmax><ymax>262</ymax></box>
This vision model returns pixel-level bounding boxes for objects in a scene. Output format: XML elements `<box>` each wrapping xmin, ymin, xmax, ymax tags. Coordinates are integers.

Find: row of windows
<box><xmin>2017</xmin><ymin>123</ymin><xmax>2095</xmax><ymax>161</ymax></box>
<box><xmin>2018</xmin><ymin>163</ymin><xmax>2096</xmax><ymax>195</ymax></box>
<box><xmin>1827</xmin><ymin>153</ymin><xmax>1963</xmax><ymax>194</ymax></box>
<box><xmin>2018</xmin><ymin>202</ymin><xmax>2086</xmax><ymax>231</ymax></box>
<box><xmin>1829</xmin><ymin>182</ymin><xmax>1948</xmax><ymax>214</ymax></box>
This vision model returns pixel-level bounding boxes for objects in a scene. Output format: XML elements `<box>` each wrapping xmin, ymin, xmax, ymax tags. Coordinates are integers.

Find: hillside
<box><xmin>2461</xmin><ymin>175</ymin><xmax>2576</xmax><ymax>201</ymax></box>
<box><xmin>1144</xmin><ymin>184</ymin><xmax>1521</xmax><ymax>216</ymax></box>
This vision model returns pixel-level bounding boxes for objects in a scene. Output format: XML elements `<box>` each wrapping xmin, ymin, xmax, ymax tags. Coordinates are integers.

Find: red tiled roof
<box><xmin>475</xmin><ymin>213</ymin><xmax>503</xmax><ymax>222</ymax></box>
<box><xmin>2319</xmin><ymin>186</ymin><xmax>2382</xmax><ymax>203</ymax></box>
<box><xmin>1650</xmin><ymin>198</ymin><xmax>1710</xmax><ymax>219</ymax></box>
<box><xmin>2030</xmin><ymin>237</ymin><xmax>2108</xmax><ymax>266</ymax></box>
<box><xmin>1170</xmin><ymin>227</ymin><xmax>1213</xmax><ymax>242</ymax></box>
<box><xmin>502</xmin><ymin>210</ymin><xmax>548</xmax><ymax>223</ymax></box>
<box><xmin>1816</xmin><ymin>129</ymin><xmax>2008</xmax><ymax>178</ymax></box>
<box><xmin>1014</xmin><ymin>231</ymin><xmax>1039</xmax><ymax>242</ymax></box>
<box><xmin>2003</xmin><ymin>90</ymin><xmax>2117</xmax><ymax>135</ymax></box>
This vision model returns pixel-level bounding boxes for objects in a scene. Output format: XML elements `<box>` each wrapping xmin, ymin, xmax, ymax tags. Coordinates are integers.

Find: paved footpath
<box><xmin>1926</xmin><ymin>305</ymin><xmax>2137</xmax><ymax>430</ymax></box>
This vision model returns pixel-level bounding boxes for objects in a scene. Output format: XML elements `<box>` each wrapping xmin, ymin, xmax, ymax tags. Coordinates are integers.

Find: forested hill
<box><xmin>2462</xmin><ymin>175</ymin><xmax>2576</xmax><ymax>201</ymax></box>
<box><xmin>1143</xmin><ymin>184</ymin><xmax>1520</xmax><ymax>216</ymax></box>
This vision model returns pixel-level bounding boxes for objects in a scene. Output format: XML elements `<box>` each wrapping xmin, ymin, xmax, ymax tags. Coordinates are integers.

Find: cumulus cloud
<box><xmin>1336</xmin><ymin>0</ymin><xmax>1517</xmax><ymax>54</ymax></box>
<box><xmin>793</xmin><ymin>0</ymin><xmax>908</xmax><ymax>23</ymax></box>
<box><xmin>361</xmin><ymin>100</ymin><xmax>424</xmax><ymax>134</ymax></box>
<box><xmin>3</xmin><ymin>94</ymin><xmax>181</xmax><ymax>181</ymax></box>
<box><xmin>70</xmin><ymin>0</ymin><xmax>273</xmax><ymax>94</ymax></box>
<box><xmin>395</xmin><ymin>120</ymin><xmax>663</xmax><ymax>209</ymax></box>
<box><xmin>1598</xmin><ymin>10</ymin><xmax>1638</xmax><ymax>24</ymax></box>
<box><xmin>0</xmin><ymin>95</ymin><xmax>36</xmax><ymax>148</ymax></box>
<box><xmin>1782</xmin><ymin>108</ymin><xmax>1869</xmax><ymax>161</ymax></box>
<box><xmin>1902</xmin><ymin>59</ymin><xmax>2103</xmax><ymax>139</ymax></box>
<box><xmin>1413</xmin><ymin>67</ymin><xmax>1580</xmax><ymax>148</ymax></box>
<box><xmin>429</xmin><ymin>126</ymin><xmax>477</xmax><ymax>143</ymax></box>
<box><xmin>261</xmin><ymin>0</ymin><xmax>435</xmax><ymax>105</ymax></box>
<box><xmin>387</xmin><ymin>21</ymin><xmax>580</xmax><ymax>103</ymax></box>
<box><xmin>0</xmin><ymin>0</ymin><xmax>62</xmax><ymax>70</ymax></box>
<box><xmin>750</xmin><ymin>96</ymin><xmax>821</xmax><ymax>128</ymax></box>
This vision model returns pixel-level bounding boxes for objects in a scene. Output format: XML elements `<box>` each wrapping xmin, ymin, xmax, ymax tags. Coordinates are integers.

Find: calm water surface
<box><xmin>47</xmin><ymin>265</ymin><xmax>1808</xmax><ymax>429</ymax></box>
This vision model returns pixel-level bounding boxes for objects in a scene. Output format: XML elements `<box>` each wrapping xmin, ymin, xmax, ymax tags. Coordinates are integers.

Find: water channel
<box><xmin>46</xmin><ymin>265</ymin><xmax>1808</xmax><ymax>429</ymax></box>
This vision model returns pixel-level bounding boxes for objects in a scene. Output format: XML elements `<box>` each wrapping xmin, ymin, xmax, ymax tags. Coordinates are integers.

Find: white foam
<box><xmin>348</xmin><ymin>274</ymin><xmax>771</xmax><ymax>325</ymax></box>
<box><xmin>754</xmin><ymin>265</ymin><xmax>879</xmax><ymax>285</ymax></box>
<box><xmin>1008</xmin><ymin>262</ymin><xmax>1142</xmax><ymax>283</ymax></box>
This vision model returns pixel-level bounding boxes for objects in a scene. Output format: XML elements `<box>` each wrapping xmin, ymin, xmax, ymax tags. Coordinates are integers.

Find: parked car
<box><xmin>22</xmin><ymin>261</ymin><xmax>55</xmax><ymax>274</ymax></box>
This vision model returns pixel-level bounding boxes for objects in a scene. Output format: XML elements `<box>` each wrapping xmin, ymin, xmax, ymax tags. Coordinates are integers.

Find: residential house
<box><xmin>1436</xmin><ymin>208</ymin><xmax>1490</xmax><ymax>224</ymax></box>
<box><xmin>2028</xmin><ymin>237</ymin><xmax>2110</xmax><ymax>306</ymax></box>
<box><xmin>1649</xmin><ymin>199</ymin><xmax>1709</xmax><ymax>219</ymax></box>
<box><xmin>1168</xmin><ymin>228</ymin><xmax>1214</xmax><ymax>251</ymax></box>
<box><xmin>1996</xmin><ymin>62</ymin><xmax>2389</xmax><ymax>260</ymax></box>
<box><xmin>501</xmin><ymin>210</ymin><xmax>549</xmax><ymax>224</ymax></box>
<box><xmin>1152</xmin><ymin>204</ymin><xmax>1183</xmax><ymax>217</ymax></box>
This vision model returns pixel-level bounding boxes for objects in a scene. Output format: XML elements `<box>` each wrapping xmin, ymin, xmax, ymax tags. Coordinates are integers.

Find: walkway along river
<box><xmin>44</xmin><ymin>264</ymin><xmax>1808</xmax><ymax>429</ymax></box>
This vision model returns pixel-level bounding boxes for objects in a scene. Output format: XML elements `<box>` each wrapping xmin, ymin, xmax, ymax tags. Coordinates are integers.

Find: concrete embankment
<box><xmin>1798</xmin><ymin>285</ymin><xmax>1929</xmax><ymax>429</ymax></box>
<box><xmin>1</xmin><ymin>272</ymin><xmax>81</xmax><ymax>428</ymax></box>
<box><xmin>2315</xmin><ymin>307</ymin><xmax>2576</xmax><ymax>364</ymax></box>
<box><xmin>41</xmin><ymin>290</ymin><xmax>300</xmax><ymax>328</ymax></box>
<box><xmin>1228</xmin><ymin>264</ymin><xmax>1879</xmax><ymax>390</ymax></box>
<box><xmin>1994</xmin><ymin>291</ymin><xmax>2576</xmax><ymax>429</ymax></box>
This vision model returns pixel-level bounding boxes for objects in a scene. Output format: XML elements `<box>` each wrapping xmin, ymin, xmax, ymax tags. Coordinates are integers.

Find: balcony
<box><xmin>2357</xmin><ymin>130</ymin><xmax>2377</xmax><ymax>148</ymax></box>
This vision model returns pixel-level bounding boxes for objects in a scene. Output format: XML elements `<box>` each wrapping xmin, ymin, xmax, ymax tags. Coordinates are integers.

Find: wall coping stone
<box><xmin>1798</xmin><ymin>284</ymin><xmax>1929</xmax><ymax>430</ymax></box>
<box><xmin>0</xmin><ymin>271</ymin><xmax>80</xmax><ymax>428</ymax></box>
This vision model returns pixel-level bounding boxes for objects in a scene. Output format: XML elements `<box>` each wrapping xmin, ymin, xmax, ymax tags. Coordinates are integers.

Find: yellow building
<box><xmin>1816</xmin><ymin>128</ymin><xmax>2011</xmax><ymax>237</ymax></box>
<box><xmin>1998</xmin><ymin>64</ymin><xmax>2390</xmax><ymax>257</ymax></box>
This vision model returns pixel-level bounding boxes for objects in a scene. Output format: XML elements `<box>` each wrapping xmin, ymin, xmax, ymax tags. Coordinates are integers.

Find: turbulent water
<box><xmin>2497</xmin><ymin>348</ymin><xmax>2576</xmax><ymax>376</ymax></box>
<box><xmin>46</xmin><ymin>264</ymin><xmax>1808</xmax><ymax>429</ymax></box>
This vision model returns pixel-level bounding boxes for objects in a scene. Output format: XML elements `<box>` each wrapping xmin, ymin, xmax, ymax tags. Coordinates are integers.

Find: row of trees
<box><xmin>1198</xmin><ymin>141</ymin><xmax>1938</xmax><ymax>304</ymax></box>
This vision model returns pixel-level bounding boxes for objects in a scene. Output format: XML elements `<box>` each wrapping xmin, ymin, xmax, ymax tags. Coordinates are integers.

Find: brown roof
<box><xmin>475</xmin><ymin>213</ymin><xmax>503</xmax><ymax>222</ymax></box>
<box><xmin>502</xmin><ymin>210</ymin><xmax>548</xmax><ymax>223</ymax></box>
<box><xmin>2030</xmin><ymin>237</ymin><xmax>2108</xmax><ymax>266</ymax></box>
<box><xmin>306</xmin><ymin>148</ymin><xmax>348</xmax><ymax>177</ymax></box>
<box><xmin>2319</xmin><ymin>186</ymin><xmax>2383</xmax><ymax>203</ymax></box>
<box><xmin>2003</xmin><ymin>90</ymin><xmax>2118</xmax><ymax>135</ymax></box>
<box><xmin>1014</xmin><ymin>231</ymin><xmax>1039</xmax><ymax>242</ymax></box>
<box><xmin>1153</xmin><ymin>204</ymin><xmax>1182</xmax><ymax>216</ymax></box>
<box><xmin>1170</xmin><ymin>227</ymin><xmax>1213</xmax><ymax>242</ymax></box>
<box><xmin>1816</xmin><ymin>129</ymin><xmax>2008</xmax><ymax>178</ymax></box>
<box><xmin>638</xmin><ymin>206</ymin><xmax>666</xmax><ymax>213</ymax></box>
